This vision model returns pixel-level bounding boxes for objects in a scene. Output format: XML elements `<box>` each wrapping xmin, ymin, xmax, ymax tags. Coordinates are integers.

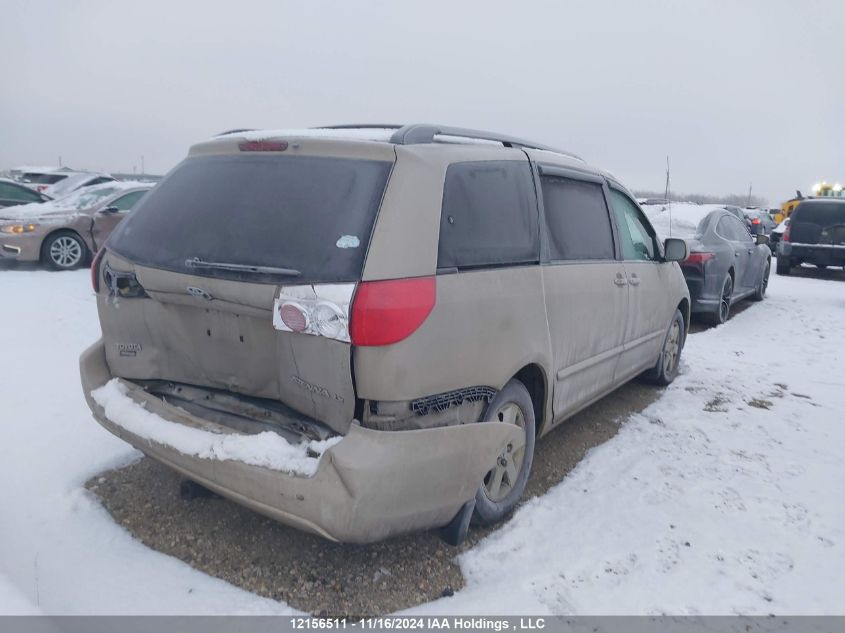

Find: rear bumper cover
<box><xmin>778</xmin><ymin>242</ymin><xmax>845</xmax><ymax>265</ymax></box>
<box><xmin>80</xmin><ymin>339</ymin><xmax>519</xmax><ymax>543</ymax></box>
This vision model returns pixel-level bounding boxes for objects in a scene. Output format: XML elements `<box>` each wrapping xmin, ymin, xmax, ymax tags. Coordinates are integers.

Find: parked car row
<box><xmin>642</xmin><ymin>202</ymin><xmax>772</xmax><ymax>324</ymax></box>
<box><xmin>80</xmin><ymin>124</ymin><xmax>699</xmax><ymax>546</ymax></box>
<box><xmin>0</xmin><ymin>181</ymin><xmax>153</xmax><ymax>269</ymax></box>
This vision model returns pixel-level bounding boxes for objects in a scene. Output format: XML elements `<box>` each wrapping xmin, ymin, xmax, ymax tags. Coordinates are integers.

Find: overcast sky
<box><xmin>2</xmin><ymin>0</ymin><xmax>843</xmax><ymax>204</ymax></box>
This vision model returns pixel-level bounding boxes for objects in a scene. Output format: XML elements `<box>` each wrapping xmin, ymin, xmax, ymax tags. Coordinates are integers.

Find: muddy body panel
<box><xmin>81</xmin><ymin>340</ymin><xmax>520</xmax><ymax>543</ymax></box>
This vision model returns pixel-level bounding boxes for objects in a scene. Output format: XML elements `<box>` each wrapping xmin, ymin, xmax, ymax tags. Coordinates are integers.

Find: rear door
<box><xmin>99</xmin><ymin>143</ymin><xmax>395</xmax><ymax>434</ymax></box>
<box><xmin>725</xmin><ymin>215</ymin><xmax>757</xmax><ymax>291</ymax></box>
<box><xmin>606</xmin><ymin>185</ymin><xmax>673</xmax><ymax>381</ymax></box>
<box><xmin>536</xmin><ymin>165</ymin><xmax>628</xmax><ymax>422</ymax></box>
<box><xmin>716</xmin><ymin>215</ymin><xmax>752</xmax><ymax>292</ymax></box>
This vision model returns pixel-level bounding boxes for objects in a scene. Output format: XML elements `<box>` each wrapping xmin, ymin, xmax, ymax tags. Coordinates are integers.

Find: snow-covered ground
<box><xmin>1</xmin><ymin>267</ymin><xmax>843</xmax><ymax>614</ymax></box>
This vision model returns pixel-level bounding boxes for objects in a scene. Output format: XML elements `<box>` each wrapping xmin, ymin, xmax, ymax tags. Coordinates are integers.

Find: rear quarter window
<box><xmin>437</xmin><ymin>161</ymin><xmax>539</xmax><ymax>270</ymax></box>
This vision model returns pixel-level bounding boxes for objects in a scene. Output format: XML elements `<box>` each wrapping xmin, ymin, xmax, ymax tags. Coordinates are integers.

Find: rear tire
<box><xmin>706</xmin><ymin>275</ymin><xmax>733</xmax><ymax>325</ymax></box>
<box><xmin>752</xmin><ymin>260</ymin><xmax>770</xmax><ymax>301</ymax></box>
<box><xmin>646</xmin><ymin>309</ymin><xmax>685</xmax><ymax>386</ymax></box>
<box><xmin>472</xmin><ymin>379</ymin><xmax>536</xmax><ymax>527</ymax></box>
<box><xmin>776</xmin><ymin>257</ymin><xmax>791</xmax><ymax>276</ymax></box>
<box><xmin>41</xmin><ymin>230</ymin><xmax>89</xmax><ymax>270</ymax></box>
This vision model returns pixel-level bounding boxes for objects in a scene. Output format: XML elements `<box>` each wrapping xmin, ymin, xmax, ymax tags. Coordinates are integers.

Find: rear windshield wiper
<box><xmin>185</xmin><ymin>257</ymin><xmax>301</xmax><ymax>277</ymax></box>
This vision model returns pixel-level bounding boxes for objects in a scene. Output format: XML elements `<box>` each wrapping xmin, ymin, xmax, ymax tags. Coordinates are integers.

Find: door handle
<box><xmin>734</xmin><ymin>252</ymin><xmax>740</xmax><ymax>257</ymax></box>
<box><xmin>614</xmin><ymin>273</ymin><xmax>627</xmax><ymax>287</ymax></box>
<box><xmin>747</xmin><ymin>249</ymin><xmax>754</xmax><ymax>254</ymax></box>
<box><xmin>628</xmin><ymin>273</ymin><xmax>640</xmax><ymax>286</ymax></box>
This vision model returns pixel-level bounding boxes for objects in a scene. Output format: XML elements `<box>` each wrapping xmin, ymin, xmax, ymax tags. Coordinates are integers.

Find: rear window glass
<box><xmin>437</xmin><ymin>161</ymin><xmax>539</xmax><ymax>270</ymax></box>
<box><xmin>541</xmin><ymin>176</ymin><xmax>615</xmax><ymax>260</ymax></box>
<box><xmin>107</xmin><ymin>154</ymin><xmax>392</xmax><ymax>283</ymax></box>
<box><xmin>791</xmin><ymin>202</ymin><xmax>845</xmax><ymax>244</ymax></box>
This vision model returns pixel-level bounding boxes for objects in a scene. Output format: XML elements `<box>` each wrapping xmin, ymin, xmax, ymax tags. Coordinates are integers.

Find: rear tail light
<box><xmin>684</xmin><ymin>252</ymin><xmax>715</xmax><ymax>265</ymax></box>
<box><xmin>91</xmin><ymin>247</ymin><xmax>105</xmax><ymax>292</ymax></box>
<box><xmin>783</xmin><ymin>224</ymin><xmax>791</xmax><ymax>242</ymax></box>
<box><xmin>350</xmin><ymin>277</ymin><xmax>436</xmax><ymax>346</ymax></box>
<box><xmin>273</xmin><ymin>284</ymin><xmax>355</xmax><ymax>343</ymax></box>
<box><xmin>751</xmin><ymin>218</ymin><xmax>761</xmax><ymax>225</ymax></box>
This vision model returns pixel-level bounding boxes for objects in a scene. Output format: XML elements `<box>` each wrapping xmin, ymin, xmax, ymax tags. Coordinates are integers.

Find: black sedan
<box><xmin>680</xmin><ymin>208</ymin><xmax>772</xmax><ymax>324</ymax></box>
<box><xmin>0</xmin><ymin>178</ymin><xmax>51</xmax><ymax>208</ymax></box>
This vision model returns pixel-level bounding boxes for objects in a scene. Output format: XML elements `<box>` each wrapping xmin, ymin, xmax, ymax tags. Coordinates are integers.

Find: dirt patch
<box><xmin>747</xmin><ymin>398</ymin><xmax>773</xmax><ymax>410</ymax></box>
<box><xmin>704</xmin><ymin>394</ymin><xmax>730</xmax><ymax>413</ymax></box>
<box><xmin>86</xmin><ymin>380</ymin><xmax>662</xmax><ymax>615</ymax></box>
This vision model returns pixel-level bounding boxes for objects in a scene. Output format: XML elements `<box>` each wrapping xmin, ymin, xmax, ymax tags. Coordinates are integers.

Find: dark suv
<box><xmin>776</xmin><ymin>199</ymin><xmax>845</xmax><ymax>274</ymax></box>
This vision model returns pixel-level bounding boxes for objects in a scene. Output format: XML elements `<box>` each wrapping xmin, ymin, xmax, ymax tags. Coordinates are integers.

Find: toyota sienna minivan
<box><xmin>80</xmin><ymin>124</ymin><xmax>691</xmax><ymax>544</ymax></box>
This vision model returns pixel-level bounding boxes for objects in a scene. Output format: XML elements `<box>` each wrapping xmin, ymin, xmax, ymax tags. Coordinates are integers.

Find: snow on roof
<box><xmin>219</xmin><ymin>127</ymin><xmax>398</xmax><ymax>143</ymax></box>
<box><xmin>644</xmin><ymin>202</ymin><xmax>725</xmax><ymax>239</ymax></box>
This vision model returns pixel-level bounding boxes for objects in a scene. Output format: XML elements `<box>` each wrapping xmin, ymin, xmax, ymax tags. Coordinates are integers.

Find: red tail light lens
<box><xmin>238</xmin><ymin>140</ymin><xmax>288</xmax><ymax>152</ymax></box>
<box><xmin>684</xmin><ymin>252</ymin><xmax>716</xmax><ymax>265</ymax></box>
<box><xmin>751</xmin><ymin>218</ymin><xmax>761</xmax><ymax>225</ymax></box>
<box><xmin>350</xmin><ymin>277</ymin><xmax>436</xmax><ymax>346</ymax></box>
<box><xmin>91</xmin><ymin>247</ymin><xmax>105</xmax><ymax>292</ymax></box>
<box><xmin>783</xmin><ymin>225</ymin><xmax>791</xmax><ymax>242</ymax></box>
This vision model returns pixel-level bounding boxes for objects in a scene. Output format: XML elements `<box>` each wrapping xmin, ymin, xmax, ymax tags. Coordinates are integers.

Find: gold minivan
<box><xmin>80</xmin><ymin>125</ymin><xmax>690</xmax><ymax>544</ymax></box>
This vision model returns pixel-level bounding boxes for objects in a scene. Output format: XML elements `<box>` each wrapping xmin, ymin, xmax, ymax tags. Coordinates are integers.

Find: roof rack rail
<box><xmin>388</xmin><ymin>124</ymin><xmax>583</xmax><ymax>161</ymax></box>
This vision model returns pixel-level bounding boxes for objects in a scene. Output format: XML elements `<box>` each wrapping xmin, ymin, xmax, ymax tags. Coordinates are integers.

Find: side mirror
<box><xmin>756</xmin><ymin>233</ymin><xmax>769</xmax><ymax>246</ymax></box>
<box><xmin>101</xmin><ymin>206</ymin><xmax>119</xmax><ymax>214</ymax></box>
<box><xmin>663</xmin><ymin>237</ymin><xmax>689</xmax><ymax>262</ymax></box>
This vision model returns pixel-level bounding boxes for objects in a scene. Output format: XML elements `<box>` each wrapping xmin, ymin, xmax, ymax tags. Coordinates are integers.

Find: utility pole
<box><xmin>746</xmin><ymin>182</ymin><xmax>753</xmax><ymax>207</ymax></box>
<box><xmin>664</xmin><ymin>156</ymin><xmax>672</xmax><ymax>237</ymax></box>
<box><xmin>141</xmin><ymin>155</ymin><xmax>145</xmax><ymax>175</ymax></box>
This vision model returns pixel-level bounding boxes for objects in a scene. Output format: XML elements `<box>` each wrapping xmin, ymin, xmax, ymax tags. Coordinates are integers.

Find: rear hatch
<box><xmin>790</xmin><ymin>201</ymin><xmax>845</xmax><ymax>246</ymax></box>
<box><xmin>97</xmin><ymin>138</ymin><xmax>395</xmax><ymax>435</ymax></box>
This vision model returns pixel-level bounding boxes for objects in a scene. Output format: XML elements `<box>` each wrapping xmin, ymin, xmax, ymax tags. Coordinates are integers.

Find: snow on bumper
<box><xmin>79</xmin><ymin>340</ymin><xmax>520</xmax><ymax>543</ymax></box>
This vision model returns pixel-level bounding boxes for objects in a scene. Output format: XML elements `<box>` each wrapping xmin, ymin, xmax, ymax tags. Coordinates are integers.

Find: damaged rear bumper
<box><xmin>80</xmin><ymin>339</ymin><xmax>519</xmax><ymax>543</ymax></box>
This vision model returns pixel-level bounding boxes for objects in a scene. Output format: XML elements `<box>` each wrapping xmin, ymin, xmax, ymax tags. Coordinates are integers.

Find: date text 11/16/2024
<box><xmin>290</xmin><ymin>617</ymin><xmax>547</xmax><ymax>630</ymax></box>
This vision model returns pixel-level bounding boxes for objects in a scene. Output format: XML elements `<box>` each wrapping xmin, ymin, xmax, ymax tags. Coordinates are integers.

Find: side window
<box><xmin>87</xmin><ymin>177</ymin><xmax>113</xmax><ymax>187</ymax></box>
<box><xmin>716</xmin><ymin>217</ymin><xmax>733</xmax><ymax>240</ymax></box>
<box><xmin>728</xmin><ymin>216</ymin><xmax>752</xmax><ymax>241</ymax></box>
<box><xmin>608</xmin><ymin>188</ymin><xmax>657</xmax><ymax>261</ymax></box>
<box><xmin>0</xmin><ymin>183</ymin><xmax>42</xmax><ymax>202</ymax></box>
<box><xmin>110</xmin><ymin>191</ymin><xmax>146</xmax><ymax>212</ymax></box>
<box><xmin>437</xmin><ymin>161</ymin><xmax>539</xmax><ymax>269</ymax></box>
<box><xmin>540</xmin><ymin>176</ymin><xmax>615</xmax><ymax>260</ymax></box>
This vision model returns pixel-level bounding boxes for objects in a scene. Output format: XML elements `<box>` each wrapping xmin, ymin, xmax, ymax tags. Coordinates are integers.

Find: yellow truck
<box><xmin>775</xmin><ymin>182</ymin><xmax>843</xmax><ymax>223</ymax></box>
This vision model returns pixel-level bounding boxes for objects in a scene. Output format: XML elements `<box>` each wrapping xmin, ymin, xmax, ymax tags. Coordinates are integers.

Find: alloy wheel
<box><xmin>719</xmin><ymin>277</ymin><xmax>733</xmax><ymax>323</ymax></box>
<box><xmin>663</xmin><ymin>320</ymin><xmax>681</xmax><ymax>375</ymax></box>
<box><xmin>50</xmin><ymin>236</ymin><xmax>83</xmax><ymax>268</ymax></box>
<box><xmin>483</xmin><ymin>402</ymin><xmax>527</xmax><ymax>503</ymax></box>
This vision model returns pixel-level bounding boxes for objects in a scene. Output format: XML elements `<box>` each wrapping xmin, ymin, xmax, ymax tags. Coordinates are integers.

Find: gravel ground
<box><xmin>87</xmin><ymin>379</ymin><xmax>663</xmax><ymax>615</ymax></box>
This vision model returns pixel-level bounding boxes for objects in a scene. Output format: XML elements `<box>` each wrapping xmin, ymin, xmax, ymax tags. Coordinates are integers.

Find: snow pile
<box><xmin>644</xmin><ymin>203</ymin><xmax>725</xmax><ymax>239</ymax></box>
<box><xmin>91</xmin><ymin>379</ymin><xmax>340</xmax><ymax>477</ymax></box>
<box><xmin>0</xmin><ymin>573</ymin><xmax>40</xmax><ymax>615</ymax></box>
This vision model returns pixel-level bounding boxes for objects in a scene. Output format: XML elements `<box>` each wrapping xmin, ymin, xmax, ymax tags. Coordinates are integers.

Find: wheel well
<box><xmin>677</xmin><ymin>297</ymin><xmax>690</xmax><ymax>333</ymax></box>
<box><xmin>727</xmin><ymin>266</ymin><xmax>735</xmax><ymax>282</ymax></box>
<box><xmin>514</xmin><ymin>364</ymin><xmax>547</xmax><ymax>435</ymax></box>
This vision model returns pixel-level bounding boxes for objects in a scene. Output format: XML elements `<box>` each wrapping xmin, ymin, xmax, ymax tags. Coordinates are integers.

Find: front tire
<box><xmin>646</xmin><ymin>309</ymin><xmax>685</xmax><ymax>386</ymax></box>
<box><xmin>472</xmin><ymin>379</ymin><xmax>536</xmax><ymax>527</ymax></box>
<box><xmin>41</xmin><ymin>231</ymin><xmax>89</xmax><ymax>270</ymax></box>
